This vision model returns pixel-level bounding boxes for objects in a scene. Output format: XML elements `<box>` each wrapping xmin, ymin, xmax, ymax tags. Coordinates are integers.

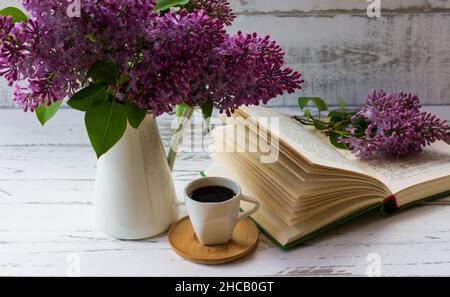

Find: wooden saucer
<box><xmin>168</xmin><ymin>216</ymin><xmax>259</xmax><ymax>265</ymax></box>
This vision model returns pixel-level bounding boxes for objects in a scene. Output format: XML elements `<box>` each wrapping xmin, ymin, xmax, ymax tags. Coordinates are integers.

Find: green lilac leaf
<box><xmin>153</xmin><ymin>0</ymin><xmax>189</xmax><ymax>12</ymax></box>
<box><xmin>125</xmin><ymin>101</ymin><xmax>147</xmax><ymax>129</ymax></box>
<box><xmin>328</xmin><ymin>111</ymin><xmax>345</xmax><ymax>122</ymax></box>
<box><xmin>36</xmin><ymin>101</ymin><xmax>62</xmax><ymax>126</ymax></box>
<box><xmin>298</xmin><ymin>97</ymin><xmax>328</xmax><ymax>112</ymax></box>
<box><xmin>338</xmin><ymin>96</ymin><xmax>346</xmax><ymax>113</ymax></box>
<box><xmin>87</xmin><ymin>60</ymin><xmax>119</xmax><ymax>85</ymax></box>
<box><xmin>347</xmin><ymin>111</ymin><xmax>358</xmax><ymax>118</ymax></box>
<box><xmin>85</xmin><ymin>100</ymin><xmax>128</xmax><ymax>158</ymax></box>
<box><xmin>330</xmin><ymin>132</ymin><xmax>348</xmax><ymax>149</ymax></box>
<box><xmin>313</xmin><ymin>120</ymin><xmax>328</xmax><ymax>131</ymax></box>
<box><xmin>201</xmin><ymin>99</ymin><xmax>214</xmax><ymax>132</ymax></box>
<box><xmin>67</xmin><ymin>85</ymin><xmax>108</xmax><ymax>111</ymax></box>
<box><xmin>303</xmin><ymin>109</ymin><xmax>313</xmax><ymax>119</ymax></box>
<box><xmin>118</xmin><ymin>74</ymin><xmax>130</xmax><ymax>85</ymax></box>
<box><xmin>201</xmin><ymin>100</ymin><xmax>214</xmax><ymax>121</ymax></box>
<box><xmin>0</xmin><ymin>7</ymin><xmax>28</xmax><ymax>23</ymax></box>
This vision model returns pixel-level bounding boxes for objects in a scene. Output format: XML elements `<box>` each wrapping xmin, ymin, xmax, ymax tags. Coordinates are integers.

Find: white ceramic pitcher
<box><xmin>94</xmin><ymin>115</ymin><xmax>178</xmax><ymax>239</ymax></box>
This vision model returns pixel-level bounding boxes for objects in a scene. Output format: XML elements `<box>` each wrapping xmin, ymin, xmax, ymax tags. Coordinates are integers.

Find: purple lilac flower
<box><xmin>189</xmin><ymin>31</ymin><xmax>303</xmax><ymax>115</ymax></box>
<box><xmin>0</xmin><ymin>1</ymin><xmax>303</xmax><ymax>115</ymax></box>
<box><xmin>124</xmin><ymin>9</ymin><xmax>228</xmax><ymax>115</ymax></box>
<box><xmin>341</xmin><ymin>90</ymin><xmax>450</xmax><ymax>159</ymax></box>
<box><xmin>0</xmin><ymin>16</ymin><xmax>14</xmax><ymax>39</ymax></box>
<box><xmin>1</xmin><ymin>0</ymin><xmax>158</xmax><ymax>110</ymax></box>
<box><xmin>188</xmin><ymin>0</ymin><xmax>235</xmax><ymax>26</ymax></box>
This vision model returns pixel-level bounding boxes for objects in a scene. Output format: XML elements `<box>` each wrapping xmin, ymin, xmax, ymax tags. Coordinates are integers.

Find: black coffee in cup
<box><xmin>189</xmin><ymin>186</ymin><xmax>236</xmax><ymax>203</ymax></box>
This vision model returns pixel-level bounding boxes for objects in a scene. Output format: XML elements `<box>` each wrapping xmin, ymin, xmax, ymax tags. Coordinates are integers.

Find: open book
<box><xmin>205</xmin><ymin>106</ymin><xmax>450</xmax><ymax>249</ymax></box>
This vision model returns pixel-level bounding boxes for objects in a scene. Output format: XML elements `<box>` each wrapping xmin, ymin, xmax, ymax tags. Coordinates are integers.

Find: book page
<box><xmin>239</xmin><ymin>107</ymin><xmax>367</xmax><ymax>174</ymax></box>
<box><xmin>339</xmin><ymin>141</ymin><xmax>450</xmax><ymax>194</ymax></box>
<box><xmin>238</xmin><ymin>107</ymin><xmax>450</xmax><ymax>195</ymax></box>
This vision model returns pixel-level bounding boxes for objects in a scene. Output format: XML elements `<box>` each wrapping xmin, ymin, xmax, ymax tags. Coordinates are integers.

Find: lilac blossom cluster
<box><xmin>0</xmin><ymin>0</ymin><xmax>303</xmax><ymax>115</ymax></box>
<box><xmin>5</xmin><ymin>0</ymin><xmax>157</xmax><ymax>111</ymax></box>
<box><xmin>188</xmin><ymin>0</ymin><xmax>235</xmax><ymax>26</ymax></box>
<box><xmin>341</xmin><ymin>90</ymin><xmax>450</xmax><ymax>158</ymax></box>
<box><xmin>188</xmin><ymin>31</ymin><xmax>303</xmax><ymax>115</ymax></box>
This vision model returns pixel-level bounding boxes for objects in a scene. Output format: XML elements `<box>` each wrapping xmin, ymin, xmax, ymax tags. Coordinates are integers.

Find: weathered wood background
<box><xmin>1</xmin><ymin>0</ymin><xmax>449</xmax><ymax>107</ymax></box>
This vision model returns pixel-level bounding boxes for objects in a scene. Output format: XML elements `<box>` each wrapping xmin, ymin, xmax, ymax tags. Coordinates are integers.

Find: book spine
<box><xmin>382</xmin><ymin>195</ymin><xmax>398</xmax><ymax>214</ymax></box>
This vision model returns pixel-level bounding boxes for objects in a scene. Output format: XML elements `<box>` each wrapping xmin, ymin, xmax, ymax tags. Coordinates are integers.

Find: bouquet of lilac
<box><xmin>0</xmin><ymin>0</ymin><xmax>303</xmax><ymax>161</ymax></box>
<box><xmin>295</xmin><ymin>90</ymin><xmax>450</xmax><ymax>159</ymax></box>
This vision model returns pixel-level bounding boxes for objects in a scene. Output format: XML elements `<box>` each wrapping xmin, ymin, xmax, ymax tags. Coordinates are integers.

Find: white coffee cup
<box><xmin>184</xmin><ymin>177</ymin><xmax>260</xmax><ymax>246</ymax></box>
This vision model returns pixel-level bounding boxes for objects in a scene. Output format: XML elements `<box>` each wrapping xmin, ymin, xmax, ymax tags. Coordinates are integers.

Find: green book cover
<box><xmin>267</xmin><ymin>190</ymin><xmax>450</xmax><ymax>250</ymax></box>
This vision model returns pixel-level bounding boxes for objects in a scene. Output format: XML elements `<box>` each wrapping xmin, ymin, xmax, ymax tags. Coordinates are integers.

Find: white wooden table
<box><xmin>1</xmin><ymin>106</ymin><xmax>450</xmax><ymax>277</ymax></box>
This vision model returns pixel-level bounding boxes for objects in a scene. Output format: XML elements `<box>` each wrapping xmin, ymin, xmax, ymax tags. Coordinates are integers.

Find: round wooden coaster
<box><xmin>168</xmin><ymin>216</ymin><xmax>259</xmax><ymax>265</ymax></box>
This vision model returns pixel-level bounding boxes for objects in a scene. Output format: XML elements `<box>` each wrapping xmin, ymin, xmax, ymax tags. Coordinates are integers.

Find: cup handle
<box><xmin>238</xmin><ymin>195</ymin><xmax>260</xmax><ymax>221</ymax></box>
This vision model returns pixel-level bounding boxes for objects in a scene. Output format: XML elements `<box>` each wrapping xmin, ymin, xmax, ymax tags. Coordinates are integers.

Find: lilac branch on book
<box><xmin>293</xmin><ymin>90</ymin><xmax>450</xmax><ymax>159</ymax></box>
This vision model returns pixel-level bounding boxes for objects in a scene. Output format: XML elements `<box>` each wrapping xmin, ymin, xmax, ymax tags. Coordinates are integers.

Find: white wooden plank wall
<box><xmin>228</xmin><ymin>0</ymin><xmax>450</xmax><ymax>106</ymax></box>
<box><xmin>0</xmin><ymin>1</ymin><xmax>449</xmax><ymax>107</ymax></box>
